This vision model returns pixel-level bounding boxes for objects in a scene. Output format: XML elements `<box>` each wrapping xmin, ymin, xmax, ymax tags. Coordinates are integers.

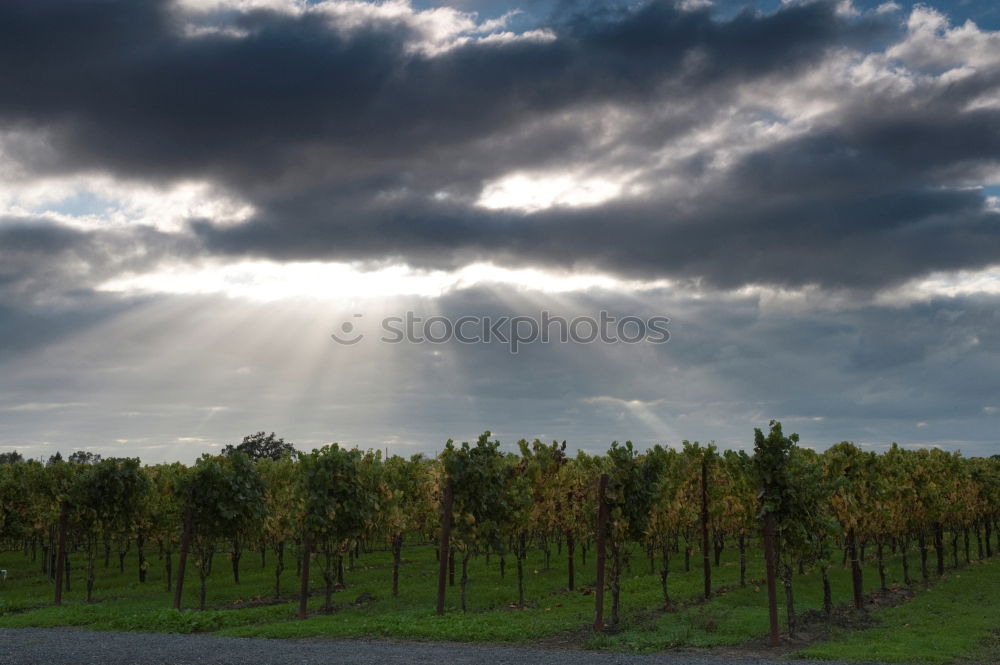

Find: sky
<box><xmin>1</xmin><ymin>0</ymin><xmax>1000</xmax><ymax>463</ymax></box>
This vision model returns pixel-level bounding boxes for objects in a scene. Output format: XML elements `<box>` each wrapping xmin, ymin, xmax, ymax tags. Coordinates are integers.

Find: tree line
<box><xmin>1</xmin><ymin>424</ymin><xmax>998</xmax><ymax>641</ymax></box>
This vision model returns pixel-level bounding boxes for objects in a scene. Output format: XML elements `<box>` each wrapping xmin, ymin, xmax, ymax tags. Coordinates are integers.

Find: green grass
<box><xmin>798</xmin><ymin>557</ymin><xmax>1000</xmax><ymax>664</ymax></box>
<box><xmin>1</xmin><ymin>541</ymin><xmax>637</xmax><ymax>641</ymax></box>
<box><xmin>2</xmin><ymin>539</ymin><xmax>998</xmax><ymax>663</ymax></box>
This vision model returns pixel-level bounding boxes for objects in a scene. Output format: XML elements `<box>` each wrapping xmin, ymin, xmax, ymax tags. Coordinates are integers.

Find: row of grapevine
<box><xmin>1</xmin><ymin>424</ymin><xmax>999</xmax><ymax>639</ymax></box>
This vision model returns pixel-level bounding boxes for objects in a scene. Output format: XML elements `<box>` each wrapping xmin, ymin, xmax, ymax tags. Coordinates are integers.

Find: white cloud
<box><xmin>1</xmin><ymin>402</ymin><xmax>89</xmax><ymax>412</ymax></box>
<box><xmin>887</xmin><ymin>7</ymin><xmax>1000</xmax><ymax>72</ymax></box>
<box><xmin>97</xmin><ymin>260</ymin><xmax>676</xmax><ymax>301</ymax></box>
<box><xmin>173</xmin><ymin>0</ymin><xmax>548</xmax><ymax>56</ymax></box>
<box><xmin>0</xmin><ymin>173</ymin><xmax>253</xmax><ymax>233</ymax></box>
<box><xmin>677</xmin><ymin>0</ymin><xmax>713</xmax><ymax>10</ymax></box>
<box><xmin>875</xmin><ymin>2</ymin><xmax>901</xmax><ymax>14</ymax></box>
<box><xmin>875</xmin><ymin>265</ymin><xmax>1000</xmax><ymax>304</ymax></box>
<box><xmin>173</xmin><ymin>0</ymin><xmax>303</xmax><ymax>12</ymax></box>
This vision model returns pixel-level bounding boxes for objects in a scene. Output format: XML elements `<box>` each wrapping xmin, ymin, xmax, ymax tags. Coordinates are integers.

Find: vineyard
<box><xmin>1</xmin><ymin>422</ymin><xmax>1000</xmax><ymax>659</ymax></box>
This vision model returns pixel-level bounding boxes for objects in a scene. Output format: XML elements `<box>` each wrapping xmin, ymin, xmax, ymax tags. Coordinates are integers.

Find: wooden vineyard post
<box><xmin>566</xmin><ymin>538</ymin><xmax>575</xmax><ymax>591</ymax></box>
<box><xmin>172</xmin><ymin>505</ymin><xmax>193</xmax><ymax>610</ymax></box>
<box><xmin>53</xmin><ymin>500</ymin><xmax>68</xmax><ymax>606</ymax></box>
<box><xmin>593</xmin><ymin>473</ymin><xmax>609</xmax><ymax>632</ymax></box>
<box><xmin>436</xmin><ymin>477</ymin><xmax>454</xmax><ymax>615</ymax></box>
<box><xmin>848</xmin><ymin>528</ymin><xmax>863</xmax><ymax>609</ymax></box>
<box><xmin>298</xmin><ymin>533</ymin><xmax>311</xmax><ymax>619</ymax></box>
<box><xmin>763</xmin><ymin>510</ymin><xmax>780</xmax><ymax>647</ymax></box>
<box><xmin>701</xmin><ymin>456</ymin><xmax>711</xmax><ymax>600</ymax></box>
<box><xmin>566</xmin><ymin>489</ymin><xmax>575</xmax><ymax>591</ymax></box>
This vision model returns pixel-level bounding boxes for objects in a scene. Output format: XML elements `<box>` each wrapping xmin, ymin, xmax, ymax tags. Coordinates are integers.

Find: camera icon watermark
<box><xmin>330</xmin><ymin>313</ymin><xmax>365</xmax><ymax>345</ymax></box>
<box><xmin>331</xmin><ymin>311</ymin><xmax>669</xmax><ymax>353</ymax></box>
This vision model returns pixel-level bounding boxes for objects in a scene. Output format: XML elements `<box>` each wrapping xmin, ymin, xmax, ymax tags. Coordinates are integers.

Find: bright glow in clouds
<box><xmin>477</xmin><ymin>171</ymin><xmax>633</xmax><ymax>212</ymax></box>
<box><xmin>876</xmin><ymin>265</ymin><xmax>1000</xmax><ymax>304</ymax></box>
<box><xmin>582</xmin><ymin>395</ymin><xmax>681</xmax><ymax>441</ymax></box>
<box><xmin>98</xmin><ymin>259</ymin><xmax>1000</xmax><ymax>304</ymax></box>
<box><xmin>98</xmin><ymin>261</ymin><xmax>675</xmax><ymax>301</ymax></box>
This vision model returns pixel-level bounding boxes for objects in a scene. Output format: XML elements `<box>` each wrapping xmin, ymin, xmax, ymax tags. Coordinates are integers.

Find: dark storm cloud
<box><xmin>0</xmin><ymin>0</ymin><xmax>904</xmax><ymax>288</ymax></box>
<box><xmin>193</xmin><ymin>31</ymin><xmax>1000</xmax><ymax>289</ymax></box>
<box><xmin>186</xmin><ymin>2</ymin><xmax>1000</xmax><ymax>290</ymax></box>
<box><xmin>0</xmin><ymin>222</ymin><xmax>158</xmax><ymax>360</ymax></box>
<box><xmin>0</xmin><ymin>0</ymin><xmax>861</xmax><ymax>182</ymax></box>
<box><xmin>0</xmin><ymin>218</ymin><xmax>194</xmax><ymax>304</ymax></box>
<box><xmin>195</xmin><ymin>177</ymin><xmax>1000</xmax><ymax>289</ymax></box>
<box><xmin>1</xmin><ymin>0</ymin><xmax>999</xmax><ymax>292</ymax></box>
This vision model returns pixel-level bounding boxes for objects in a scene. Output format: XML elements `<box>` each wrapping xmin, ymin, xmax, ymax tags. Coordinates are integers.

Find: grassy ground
<box><xmin>798</xmin><ymin>556</ymin><xmax>1000</xmax><ymax>664</ymax></box>
<box><xmin>0</xmin><ymin>539</ymin><xmax>997</xmax><ymax>663</ymax></box>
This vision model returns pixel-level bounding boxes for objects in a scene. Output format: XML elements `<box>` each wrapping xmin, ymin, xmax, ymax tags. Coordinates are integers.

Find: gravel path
<box><xmin>0</xmin><ymin>628</ymin><xmax>884</xmax><ymax>665</ymax></box>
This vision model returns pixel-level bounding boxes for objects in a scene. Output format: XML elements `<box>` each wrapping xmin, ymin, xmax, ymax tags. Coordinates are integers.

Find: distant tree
<box><xmin>720</xmin><ymin>449</ymin><xmax>758</xmax><ymax>589</ymax></box>
<box><xmin>602</xmin><ymin>440</ymin><xmax>665</xmax><ymax>627</ymax></box>
<box><xmin>145</xmin><ymin>462</ymin><xmax>187</xmax><ymax>591</ymax></box>
<box><xmin>517</xmin><ymin>439</ymin><xmax>569</xmax><ymax>579</ymax></box>
<box><xmin>46</xmin><ymin>451</ymin><xmax>102</xmax><ymax>465</ymax></box>
<box><xmin>257</xmin><ymin>455</ymin><xmax>299</xmax><ymax>598</ymax></box>
<box><xmin>644</xmin><ymin>445</ymin><xmax>683</xmax><ymax>605</ymax></box>
<box><xmin>223</xmin><ymin>432</ymin><xmax>296</xmax><ymax>462</ymax></box>
<box><xmin>752</xmin><ymin>421</ymin><xmax>837</xmax><ymax>638</ymax></box>
<box><xmin>0</xmin><ymin>458</ymin><xmax>34</xmax><ymax>544</ymax></box>
<box><xmin>441</xmin><ymin>433</ymin><xmax>515</xmax><ymax>612</ymax></box>
<box><xmin>72</xmin><ymin>457</ymin><xmax>150</xmax><ymax>601</ymax></box>
<box><xmin>0</xmin><ymin>450</ymin><xmax>23</xmax><ymax>464</ymax></box>
<box><xmin>68</xmin><ymin>451</ymin><xmax>102</xmax><ymax>465</ymax></box>
<box><xmin>299</xmin><ymin>444</ymin><xmax>380</xmax><ymax>612</ymax></box>
<box><xmin>380</xmin><ymin>454</ymin><xmax>435</xmax><ymax>598</ymax></box>
<box><xmin>824</xmin><ymin>442</ymin><xmax>877</xmax><ymax>608</ymax></box>
<box><xmin>182</xmin><ymin>453</ymin><xmax>266</xmax><ymax>609</ymax></box>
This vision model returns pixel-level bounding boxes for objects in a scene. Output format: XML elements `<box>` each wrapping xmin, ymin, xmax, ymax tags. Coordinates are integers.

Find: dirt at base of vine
<box><xmin>697</xmin><ymin>586</ymin><xmax>915</xmax><ymax>659</ymax></box>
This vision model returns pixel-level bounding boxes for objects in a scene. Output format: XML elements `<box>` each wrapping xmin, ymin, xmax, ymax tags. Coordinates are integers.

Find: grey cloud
<box><xmin>0</xmin><ymin>218</ymin><xmax>196</xmax><ymax>305</ymax></box>
<box><xmin>0</xmin><ymin>0</ymin><xmax>933</xmax><ymax>293</ymax></box>
<box><xmin>185</xmin><ymin>8</ymin><xmax>1000</xmax><ymax>290</ymax></box>
<box><xmin>3</xmin><ymin>286</ymin><xmax>999</xmax><ymax>461</ymax></box>
<box><xmin>0</xmin><ymin>295</ymin><xmax>137</xmax><ymax>361</ymax></box>
<box><xmin>5</xmin><ymin>1</ymin><xmax>1000</xmax><ymax>291</ymax></box>
<box><xmin>0</xmin><ymin>219</ymin><xmax>188</xmax><ymax>361</ymax></box>
<box><xmin>0</xmin><ymin>0</ymin><xmax>858</xmax><ymax>182</ymax></box>
<box><xmin>193</xmin><ymin>180</ymin><xmax>1000</xmax><ymax>290</ymax></box>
